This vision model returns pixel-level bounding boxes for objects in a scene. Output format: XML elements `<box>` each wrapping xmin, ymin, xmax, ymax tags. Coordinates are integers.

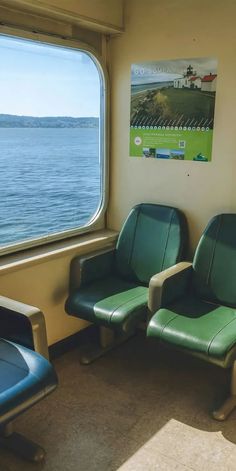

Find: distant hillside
<box><xmin>0</xmin><ymin>114</ymin><xmax>99</xmax><ymax>128</ymax></box>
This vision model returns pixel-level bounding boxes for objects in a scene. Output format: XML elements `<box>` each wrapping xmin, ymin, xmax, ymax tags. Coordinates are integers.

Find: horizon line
<box><xmin>0</xmin><ymin>114</ymin><xmax>99</xmax><ymax>119</ymax></box>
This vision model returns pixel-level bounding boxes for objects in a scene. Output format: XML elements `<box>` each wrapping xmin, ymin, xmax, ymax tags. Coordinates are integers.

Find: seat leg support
<box><xmin>0</xmin><ymin>423</ymin><xmax>45</xmax><ymax>462</ymax></box>
<box><xmin>80</xmin><ymin>326</ymin><xmax>133</xmax><ymax>365</ymax></box>
<box><xmin>212</xmin><ymin>360</ymin><xmax>236</xmax><ymax>421</ymax></box>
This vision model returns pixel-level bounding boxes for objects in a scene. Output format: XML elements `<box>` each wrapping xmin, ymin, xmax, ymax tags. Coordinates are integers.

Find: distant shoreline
<box><xmin>0</xmin><ymin>114</ymin><xmax>99</xmax><ymax>128</ymax></box>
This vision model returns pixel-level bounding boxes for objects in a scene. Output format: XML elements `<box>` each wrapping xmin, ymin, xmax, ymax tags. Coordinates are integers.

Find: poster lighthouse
<box><xmin>130</xmin><ymin>57</ymin><xmax>218</xmax><ymax>162</ymax></box>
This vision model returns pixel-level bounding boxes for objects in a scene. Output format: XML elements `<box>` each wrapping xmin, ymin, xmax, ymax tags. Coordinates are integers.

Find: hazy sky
<box><xmin>131</xmin><ymin>57</ymin><xmax>218</xmax><ymax>85</ymax></box>
<box><xmin>0</xmin><ymin>35</ymin><xmax>100</xmax><ymax>117</ymax></box>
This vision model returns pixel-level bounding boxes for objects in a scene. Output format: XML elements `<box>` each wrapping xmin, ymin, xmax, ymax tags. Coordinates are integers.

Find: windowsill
<box><xmin>0</xmin><ymin>229</ymin><xmax>118</xmax><ymax>275</ymax></box>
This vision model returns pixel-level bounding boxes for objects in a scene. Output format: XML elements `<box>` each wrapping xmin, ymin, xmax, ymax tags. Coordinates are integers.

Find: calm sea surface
<box><xmin>0</xmin><ymin>128</ymin><xmax>100</xmax><ymax>247</ymax></box>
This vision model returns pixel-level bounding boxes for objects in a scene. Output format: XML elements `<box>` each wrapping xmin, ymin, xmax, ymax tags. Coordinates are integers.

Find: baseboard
<box><xmin>49</xmin><ymin>325</ymin><xmax>98</xmax><ymax>360</ymax></box>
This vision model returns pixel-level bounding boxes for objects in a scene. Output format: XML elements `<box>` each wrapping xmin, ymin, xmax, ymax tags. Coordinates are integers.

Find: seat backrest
<box><xmin>193</xmin><ymin>214</ymin><xmax>236</xmax><ymax>307</ymax></box>
<box><xmin>114</xmin><ymin>203</ymin><xmax>187</xmax><ymax>285</ymax></box>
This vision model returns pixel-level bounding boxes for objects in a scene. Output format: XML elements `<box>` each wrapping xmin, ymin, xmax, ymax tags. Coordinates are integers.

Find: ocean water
<box><xmin>0</xmin><ymin>128</ymin><xmax>100</xmax><ymax>247</ymax></box>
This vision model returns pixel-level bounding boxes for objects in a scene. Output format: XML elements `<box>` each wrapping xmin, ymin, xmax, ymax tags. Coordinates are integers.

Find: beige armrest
<box><xmin>148</xmin><ymin>262</ymin><xmax>192</xmax><ymax>314</ymax></box>
<box><xmin>0</xmin><ymin>295</ymin><xmax>49</xmax><ymax>359</ymax></box>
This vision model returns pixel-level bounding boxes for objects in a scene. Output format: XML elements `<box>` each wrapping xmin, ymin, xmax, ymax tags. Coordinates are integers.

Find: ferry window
<box><xmin>0</xmin><ymin>35</ymin><xmax>105</xmax><ymax>251</ymax></box>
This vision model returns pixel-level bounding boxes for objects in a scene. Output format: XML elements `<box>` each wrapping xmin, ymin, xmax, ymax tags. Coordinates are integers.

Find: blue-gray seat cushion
<box><xmin>0</xmin><ymin>338</ymin><xmax>57</xmax><ymax>425</ymax></box>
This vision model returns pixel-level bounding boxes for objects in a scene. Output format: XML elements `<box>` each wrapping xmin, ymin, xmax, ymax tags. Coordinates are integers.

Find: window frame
<box><xmin>0</xmin><ymin>28</ymin><xmax>109</xmax><ymax>256</ymax></box>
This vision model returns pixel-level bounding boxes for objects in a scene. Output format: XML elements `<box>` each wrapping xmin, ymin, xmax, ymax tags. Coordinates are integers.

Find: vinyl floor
<box><xmin>1</xmin><ymin>331</ymin><xmax>236</xmax><ymax>471</ymax></box>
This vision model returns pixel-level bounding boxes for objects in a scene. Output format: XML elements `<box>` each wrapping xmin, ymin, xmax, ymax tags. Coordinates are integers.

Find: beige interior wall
<box><xmin>33</xmin><ymin>0</ymin><xmax>124</xmax><ymax>30</ymax></box>
<box><xmin>1</xmin><ymin>0</ymin><xmax>124</xmax><ymax>33</ymax></box>
<box><xmin>0</xmin><ymin>232</ymin><xmax>117</xmax><ymax>346</ymax></box>
<box><xmin>0</xmin><ymin>255</ymin><xmax>80</xmax><ymax>347</ymax></box>
<box><xmin>108</xmin><ymin>0</ymin><xmax>236</xmax><ymax>253</ymax></box>
<box><xmin>0</xmin><ymin>4</ymin><xmax>103</xmax><ymax>52</ymax></box>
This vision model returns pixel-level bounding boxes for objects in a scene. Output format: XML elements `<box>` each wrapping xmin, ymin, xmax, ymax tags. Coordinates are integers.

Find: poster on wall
<box><xmin>130</xmin><ymin>57</ymin><xmax>218</xmax><ymax>162</ymax></box>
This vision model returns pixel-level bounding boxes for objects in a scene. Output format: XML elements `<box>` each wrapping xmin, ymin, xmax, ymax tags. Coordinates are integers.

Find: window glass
<box><xmin>0</xmin><ymin>35</ymin><xmax>103</xmax><ymax>249</ymax></box>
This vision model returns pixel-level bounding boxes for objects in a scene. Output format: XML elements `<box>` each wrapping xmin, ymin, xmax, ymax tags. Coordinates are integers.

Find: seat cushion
<box><xmin>66</xmin><ymin>275</ymin><xmax>148</xmax><ymax>332</ymax></box>
<box><xmin>0</xmin><ymin>339</ymin><xmax>57</xmax><ymax>425</ymax></box>
<box><xmin>147</xmin><ymin>295</ymin><xmax>236</xmax><ymax>358</ymax></box>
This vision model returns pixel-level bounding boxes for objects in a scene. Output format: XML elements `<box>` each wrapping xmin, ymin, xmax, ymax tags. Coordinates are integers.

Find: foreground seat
<box><xmin>0</xmin><ymin>297</ymin><xmax>58</xmax><ymax>461</ymax></box>
<box><xmin>147</xmin><ymin>213</ymin><xmax>236</xmax><ymax>420</ymax></box>
<box><xmin>65</xmin><ymin>203</ymin><xmax>187</xmax><ymax>363</ymax></box>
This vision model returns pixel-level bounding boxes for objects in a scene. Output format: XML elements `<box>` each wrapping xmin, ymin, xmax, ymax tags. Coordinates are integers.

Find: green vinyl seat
<box><xmin>148</xmin><ymin>294</ymin><xmax>236</xmax><ymax>358</ymax></box>
<box><xmin>147</xmin><ymin>213</ymin><xmax>236</xmax><ymax>420</ymax></box>
<box><xmin>66</xmin><ymin>275</ymin><xmax>148</xmax><ymax>333</ymax></box>
<box><xmin>65</xmin><ymin>203</ymin><xmax>187</xmax><ymax>360</ymax></box>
